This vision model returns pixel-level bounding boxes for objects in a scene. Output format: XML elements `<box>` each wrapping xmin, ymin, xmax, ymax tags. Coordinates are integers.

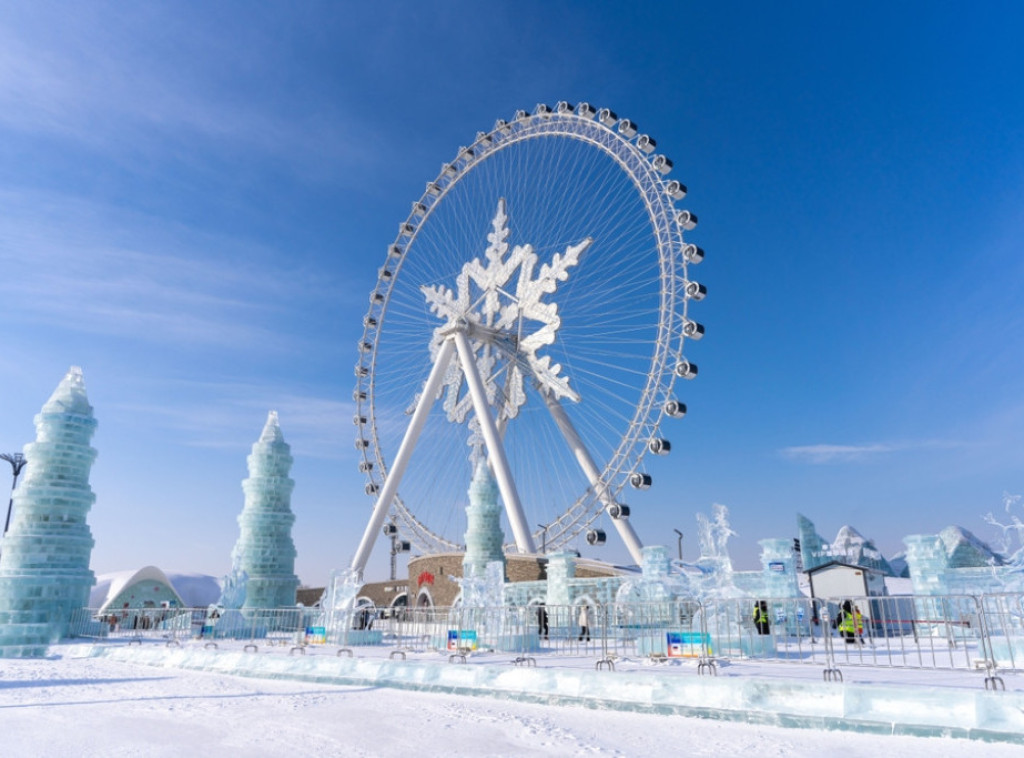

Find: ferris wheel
<box><xmin>350</xmin><ymin>103</ymin><xmax>705</xmax><ymax>574</ymax></box>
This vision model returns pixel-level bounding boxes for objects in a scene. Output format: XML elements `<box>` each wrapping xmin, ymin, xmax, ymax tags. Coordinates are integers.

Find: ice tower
<box><xmin>0</xmin><ymin>367</ymin><xmax>98</xmax><ymax>657</ymax></box>
<box><xmin>462</xmin><ymin>460</ymin><xmax>505</xmax><ymax>580</ymax></box>
<box><xmin>229</xmin><ymin>411</ymin><xmax>299</xmax><ymax>609</ymax></box>
<box><xmin>797</xmin><ymin>514</ymin><xmax>828</xmax><ymax>572</ymax></box>
<box><xmin>759</xmin><ymin>538</ymin><xmax>800</xmax><ymax>598</ymax></box>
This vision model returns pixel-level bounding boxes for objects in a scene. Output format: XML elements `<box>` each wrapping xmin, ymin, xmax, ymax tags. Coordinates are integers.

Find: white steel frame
<box><xmin>351</xmin><ymin>103</ymin><xmax>703</xmax><ymax>575</ymax></box>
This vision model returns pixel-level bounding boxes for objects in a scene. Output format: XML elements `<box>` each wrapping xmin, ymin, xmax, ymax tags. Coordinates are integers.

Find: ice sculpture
<box><xmin>320</xmin><ymin>567</ymin><xmax>361</xmax><ymax>612</ymax></box>
<box><xmin>218</xmin><ymin>567</ymin><xmax>249</xmax><ymax>609</ymax></box>
<box><xmin>903</xmin><ymin>534</ymin><xmax>948</xmax><ymax>595</ymax></box>
<box><xmin>615</xmin><ymin>507</ymin><xmax>739</xmax><ymax>609</ymax></box>
<box><xmin>228</xmin><ymin>411</ymin><xmax>299</xmax><ymax>609</ymax></box>
<box><xmin>456</xmin><ymin>463</ymin><xmax>524</xmax><ymax>648</ymax></box>
<box><xmin>0</xmin><ymin>367</ymin><xmax>98</xmax><ymax>657</ymax></box>
<box><xmin>904</xmin><ymin>523</ymin><xmax>1008</xmax><ymax>597</ymax></box>
<box><xmin>757</xmin><ymin>537</ymin><xmax>803</xmax><ymax>639</ymax></box>
<box><xmin>758</xmin><ymin>538</ymin><xmax>800</xmax><ymax>598</ymax></box>
<box><xmin>545</xmin><ymin>551</ymin><xmax>576</xmax><ymax>607</ymax></box>
<box><xmin>318</xmin><ymin>568</ymin><xmax>379</xmax><ymax>645</ymax></box>
<box><xmin>797</xmin><ymin>513</ymin><xmax>894</xmax><ymax>574</ymax></box>
<box><xmin>694</xmin><ymin>503</ymin><xmax>740</xmax><ymax>597</ymax></box>
<box><xmin>462</xmin><ymin>460</ymin><xmax>505</xmax><ymax>581</ymax></box>
<box><xmin>617</xmin><ymin>545</ymin><xmax>680</xmax><ymax>603</ymax></box>
<box><xmin>797</xmin><ymin>513</ymin><xmax>829</xmax><ymax>572</ymax></box>
<box><xmin>986</xmin><ymin>494</ymin><xmax>1023</xmax><ymax>574</ymax></box>
<box><xmin>454</xmin><ymin>560</ymin><xmax>521</xmax><ymax>650</ymax></box>
<box><xmin>938</xmin><ymin>525</ymin><xmax>1003</xmax><ymax>568</ymax></box>
<box><xmin>206</xmin><ymin>567</ymin><xmax>250</xmax><ymax>638</ymax></box>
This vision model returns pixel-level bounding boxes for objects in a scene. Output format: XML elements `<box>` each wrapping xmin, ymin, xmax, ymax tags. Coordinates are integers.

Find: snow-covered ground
<box><xmin>0</xmin><ymin>643</ymin><xmax>1020</xmax><ymax>757</ymax></box>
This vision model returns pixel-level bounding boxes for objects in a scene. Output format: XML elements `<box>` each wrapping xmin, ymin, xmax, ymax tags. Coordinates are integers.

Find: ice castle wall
<box><xmin>0</xmin><ymin>367</ymin><xmax>98</xmax><ymax>657</ymax></box>
<box><xmin>904</xmin><ymin>534</ymin><xmax>1008</xmax><ymax>597</ymax></box>
<box><xmin>758</xmin><ymin>538</ymin><xmax>800</xmax><ymax>599</ymax></box>
<box><xmin>229</xmin><ymin>411</ymin><xmax>299</xmax><ymax>609</ymax></box>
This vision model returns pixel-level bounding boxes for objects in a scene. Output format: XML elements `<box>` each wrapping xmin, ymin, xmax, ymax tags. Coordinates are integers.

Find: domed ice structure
<box><xmin>0</xmin><ymin>367</ymin><xmax>99</xmax><ymax>657</ymax></box>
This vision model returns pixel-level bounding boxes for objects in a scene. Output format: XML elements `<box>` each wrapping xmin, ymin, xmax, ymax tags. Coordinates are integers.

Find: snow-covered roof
<box><xmin>93</xmin><ymin>566</ymin><xmax>184</xmax><ymax>613</ymax></box>
<box><xmin>91</xmin><ymin>568</ymin><xmax>221</xmax><ymax>611</ymax></box>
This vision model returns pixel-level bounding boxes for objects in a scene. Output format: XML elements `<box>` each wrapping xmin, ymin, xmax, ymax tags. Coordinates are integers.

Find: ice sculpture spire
<box><xmin>0</xmin><ymin>367</ymin><xmax>98</xmax><ymax>657</ymax></box>
<box><xmin>462</xmin><ymin>459</ymin><xmax>505</xmax><ymax>580</ymax></box>
<box><xmin>229</xmin><ymin>411</ymin><xmax>299</xmax><ymax>608</ymax></box>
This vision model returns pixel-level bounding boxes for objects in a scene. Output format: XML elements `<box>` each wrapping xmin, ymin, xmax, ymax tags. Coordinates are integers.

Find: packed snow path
<box><xmin>1</xmin><ymin>644</ymin><xmax>1022</xmax><ymax>756</ymax></box>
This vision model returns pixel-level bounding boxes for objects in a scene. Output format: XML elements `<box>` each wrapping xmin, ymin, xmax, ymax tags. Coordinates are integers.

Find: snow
<box><xmin>1</xmin><ymin>643</ymin><xmax>1020</xmax><ymax>756</ymax></box>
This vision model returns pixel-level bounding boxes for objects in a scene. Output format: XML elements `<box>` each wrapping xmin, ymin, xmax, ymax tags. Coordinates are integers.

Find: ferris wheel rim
<box><xmin>354</xmin><ymin>103</ymin><xmax>702</xmax><ymax>557</ymax></box>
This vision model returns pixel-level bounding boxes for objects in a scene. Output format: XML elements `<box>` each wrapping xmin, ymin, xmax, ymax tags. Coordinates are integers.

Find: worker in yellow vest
<box><xmin>753</xmin><ymin>600</ymin><xmax>771</xmax><ymax>635</ymax></box>
<box><xmin>837</xmin><ymin>600</ymin><xmax>863</xmax><ymax>643</ymax></box>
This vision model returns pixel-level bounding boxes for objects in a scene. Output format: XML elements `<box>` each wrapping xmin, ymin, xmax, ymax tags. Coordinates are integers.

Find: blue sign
<box><xmin>666</xmin><ymin>631</ymin><xmax>711</xmax><ymax>658</ymax></box>
<box><xmin>447</xmin><ymin>629</ymin><xmax>478</xmax><ymax>650</ymax></box>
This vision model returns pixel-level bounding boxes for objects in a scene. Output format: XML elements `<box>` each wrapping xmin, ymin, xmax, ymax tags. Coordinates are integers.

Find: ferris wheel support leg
<box><xmin>453</xmin><ymin>330</ymin><xmax>537</xmax><ymax>554</ymax></box>
<box><xmin>349</xmin><ymin>338</ymin><xmax>457</xmax><ymax>576</ymax></box>
<box><xmin>540</xmin><ymin>391</ymin><xmax>646</xmax><ymax>565</ymax></box>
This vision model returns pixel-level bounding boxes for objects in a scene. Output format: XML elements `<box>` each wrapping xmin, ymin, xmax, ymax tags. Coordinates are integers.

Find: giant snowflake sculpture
<box><xmin>420</xmin><ymin>198</ymin><xmax>591</xmax><ymax>428</ymax></box>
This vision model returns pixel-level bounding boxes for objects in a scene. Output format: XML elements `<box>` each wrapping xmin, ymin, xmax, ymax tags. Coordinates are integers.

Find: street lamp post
<box><xmin>537</xmin><ymin>523</ymin><xmax>548</xmax><ymax>555</ymax></box>
<box><xmin>382</xmin><ymin>521</ymin><xmax>410</xmax><ymax>582</ymax></box>
<box><xmin>673</xmin><ymin>528</ymin><xmax>683</xmax><ymax>561</ymax></box>
<box><xmin>1</xmin><ymin>452</ymin><xmax>26</xmax><ymax>538</ymax></box>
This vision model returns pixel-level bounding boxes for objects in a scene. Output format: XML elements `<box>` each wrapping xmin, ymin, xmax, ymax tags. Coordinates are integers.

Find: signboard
<box><xmin>768</xmin><ymin>561</ymin><xmax>785</xmax><ymax>572</ymax></box>
<box><xmin>447</xmin><ymin>629</ymin><xmax>478</xmax><ymax>651</ymax></box>
<box><xmin>666</xmin><ymin>631</ymin><xmax>711</xmax><ymax>658</ymax></box>
<box><xmin>305</xmin><ymin>626</ymin><xmax>326</xmax><ymax>644</ymax></box>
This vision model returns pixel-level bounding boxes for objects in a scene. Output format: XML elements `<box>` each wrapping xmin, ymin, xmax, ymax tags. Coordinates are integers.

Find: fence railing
<box><xmin>67</xmin><ymin>592</ymin><xmax>1022</xmax><ymax>687</ymax></box>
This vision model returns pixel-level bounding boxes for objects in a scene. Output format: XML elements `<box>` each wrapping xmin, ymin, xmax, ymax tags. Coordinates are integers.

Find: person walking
<box><xmin>537</xmin><ymin>603</ymin><xmax>549</xmax><ymax>640</ymax></box>
<box><xmin>577</xmin><ymin>604</ymin><xmax>591</xmax><ymax>642</ymax></box>
<box><xmin>753</xmin><ymin>600</ymin><xmax>771</xmax><ymax>635</ymax></box>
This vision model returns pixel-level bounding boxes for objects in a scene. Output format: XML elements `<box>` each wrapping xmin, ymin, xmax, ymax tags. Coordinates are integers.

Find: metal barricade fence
<box><xmin>68</xmin><ymin>607</ymin><xmax>318</xmax><ymax>646</ymax></box>
<box><xmin>65</xmin><ymin>592</ymin><xmax>1022</xmax><ymax>683</ymax></box>
<box><xmin>977</xmin><ymin>593</ymin><xmax>1024</xmax><ymax>672</ymax></box>
<box><xmin>697</xmin><ymin>595</ymin><xmax>990</xmax><ymax>673</ymax></box>
<box><xmin>69</xmin><ymin>607</ymin><xmax>205</xmax><ymax>642</ymax></box>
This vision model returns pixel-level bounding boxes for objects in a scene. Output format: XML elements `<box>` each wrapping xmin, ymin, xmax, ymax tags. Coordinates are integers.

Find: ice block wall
<box><xmin>0</xmin><ymin>367</ymin><xmax>98</xmax><ymax>657</ymax></box>
<box><xmin>544</xmin><ymin>551</ymin><xmax>575</xmax><ymax>607</ymax></box>
<box><xmin>903</xmin><ymin>534</ymin><xmax>949</xmax><ymax>596</ymax></box>
<box><xmin>759</xmin><ymin>538</ymin><xmax>800</xmax><ymax>598</ymax></box>
<box><xmin>229</xmin><ymin>411</ymin><xmax>299</xmax><ymax>609</ymax></box>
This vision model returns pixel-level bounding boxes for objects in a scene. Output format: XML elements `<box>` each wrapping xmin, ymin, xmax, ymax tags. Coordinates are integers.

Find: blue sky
<box><xmin>1</xmin><ymin>2</ymin><xmax>1023</xmax><ymax>584</ymax></box>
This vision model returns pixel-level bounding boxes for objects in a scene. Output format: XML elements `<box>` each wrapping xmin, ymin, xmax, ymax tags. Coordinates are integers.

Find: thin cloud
<box><xmin>781</xmin><ymin>443</ymin><xmax>901</xmax><ymax>464</ymax></box>
<box><xmin>109</xmin><ymin>384</ymin><xmax>355</xmax><ymax>461</ymax></box>
<box><xmin>0</xmin><ymin>189</ymin><xmax>343</xmax><ymax>350</ymax></box>
<box><xmin>0</xmin><ymin>7</ymin><xmax>373</xmax><ymax>173</ymax></box>
<box><xmin>780</xmin><ymin>439</ymin><xmax>963</xmax><ymax>464</ymax></box>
